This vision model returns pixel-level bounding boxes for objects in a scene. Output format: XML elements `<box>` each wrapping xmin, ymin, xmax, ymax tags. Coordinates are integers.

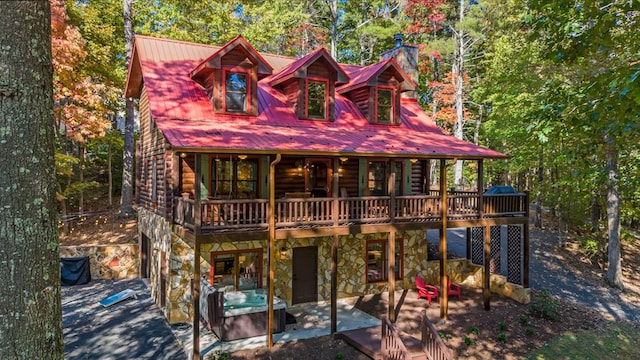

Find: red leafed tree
<box><xmin>405</xmin><ymin>0</ymin><xmax>447</xmax><ymax>34</ymax></box>
<box><xmin>51</xmin><ymin>0</ymin><xmax>111</xmax><ymax>143</ymax></box>
<box><xmin>51</xmin><ymin>0</ymin><xmax>113</xmax><ymax>215</ymax></box>
<box><xmin>429</xmin><ymin>71</ymin><xmax>471</xmax><ymax>134</ymax></box>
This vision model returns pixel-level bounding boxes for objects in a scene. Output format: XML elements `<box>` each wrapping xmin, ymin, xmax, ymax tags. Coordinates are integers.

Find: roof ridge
<box><xmin>134</xmin><ymin>34</ymin><xmax>221</xmax><ymax>49</ymax></box>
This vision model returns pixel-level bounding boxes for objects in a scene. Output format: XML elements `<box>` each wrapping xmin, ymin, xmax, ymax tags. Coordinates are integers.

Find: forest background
<box><xmin>53</xmin><ymin>0</ymin><xmax>638</xmax><ymax>289</ymax></box>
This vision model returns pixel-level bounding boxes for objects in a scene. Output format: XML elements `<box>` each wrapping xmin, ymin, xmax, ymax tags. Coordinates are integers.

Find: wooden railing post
<box><xmin>192</xmin><ymin>153</ymin><xmax>201</xmax><ymax>360</ymax></box>
<box><xmin>331</xmin><ymin>158</ymin><xmax>339</xmax><ymax>334</ymax></box>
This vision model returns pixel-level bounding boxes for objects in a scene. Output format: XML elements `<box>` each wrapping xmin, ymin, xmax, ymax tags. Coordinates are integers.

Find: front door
<box><xmin>306</xmin><ymin>159</ymin><xmax>331</xmax><ymax>197</ymax></box>
<box><xmin>292</xmin><ymin>246</ymin><xmax>318</xmax><ymax>304</ymax></box>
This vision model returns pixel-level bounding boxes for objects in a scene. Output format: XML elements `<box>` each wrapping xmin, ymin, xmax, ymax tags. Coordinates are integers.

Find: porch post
<box><xmin>439</xmin><ymin>159</ymin><xmax>448</xmax><ymax>320</ymax></box>
<box><xmin>331</xmin><ymin>158</ymin><xmax>339</xmax><ymax>334</ymax></box>
<box><xmin>267</xmin><ymin>154</ymin><xmax>281</xmax><ymax>348</ymax></box>
<box><xmin>423</xmin><ymin>159</ymin><xmax>431</xmax><ymax>194</ymax></box>
<box><xmin>192</xmin><ymin>153</ymin><xmax>201</xmax><ymax>360</ymax></box>
<box><xmin>483</xmin><ymin>225</ymin><xmax>491</xmax><ymax>310</ymax></box>
<box><xmin>388</xmin><ymin>161</ymin><xmax>396</xmax><ymax>322</ymax></box>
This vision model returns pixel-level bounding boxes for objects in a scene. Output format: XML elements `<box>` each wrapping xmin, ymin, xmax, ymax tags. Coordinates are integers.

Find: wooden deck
<box><xmin>336</xmin><ymin>326</ymin><xmax>427</xmax><ymax>360</ymax></box>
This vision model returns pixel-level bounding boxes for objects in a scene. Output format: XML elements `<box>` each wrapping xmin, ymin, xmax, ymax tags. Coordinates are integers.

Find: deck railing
<box><xmin>380</xmin><ymin>315</ymin><xmax>410</xmax><ymax>360</ymax></box>
<box><xmin>174</xmin><ymin>191</ymin><xmax>528</xmax><ymax>232</ymax></box>
<box><xmin>420</xmin><ymin>310</ymin><xmax>453</xmax><ymax>360</ymax></box>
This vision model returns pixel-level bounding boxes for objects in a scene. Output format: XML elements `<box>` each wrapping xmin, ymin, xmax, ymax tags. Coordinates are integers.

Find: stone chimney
<box><xmin>380</xmin><ymin>34</ymin><xmax>419</xmax><ymax>99</ymax></box>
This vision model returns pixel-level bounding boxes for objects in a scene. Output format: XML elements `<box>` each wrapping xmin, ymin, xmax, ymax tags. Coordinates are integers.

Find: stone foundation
<box><xmin>60</xmin><ymin>245</ymin><xmax>139</xmax><ymax>280</ymax></box>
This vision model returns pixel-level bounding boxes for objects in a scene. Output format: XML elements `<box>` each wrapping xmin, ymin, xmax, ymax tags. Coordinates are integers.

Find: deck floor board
<box><xmin>337</xmin><ymin>325</ymin><xmax>426</xmax><ymax>360</ymax></box>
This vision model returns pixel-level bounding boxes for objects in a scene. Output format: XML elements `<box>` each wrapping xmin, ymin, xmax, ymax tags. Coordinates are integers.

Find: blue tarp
<box><xmin>61</xmin><ymin>256</ymin><xmax>91</xmax><ymax>286</ymax></box>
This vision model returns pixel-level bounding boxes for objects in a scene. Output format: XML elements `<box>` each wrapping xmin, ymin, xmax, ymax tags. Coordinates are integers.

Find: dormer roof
<box><xmin>190</xmin><ymin>35</ymin><xmax>273</xmax><ymax>82</ymax></box>
<box><xmin>269</xmin><ymin>48</ymin><xmax>349</xmax><ymax>87</ymax></box>
<box><xmin>337</xmin><ymin>58</ymin><xmax>416</xmax><ymax>94</ymax></box>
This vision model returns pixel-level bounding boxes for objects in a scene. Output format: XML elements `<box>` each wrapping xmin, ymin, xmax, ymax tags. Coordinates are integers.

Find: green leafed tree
<box><xmin>528</xmin><ymin>0</ymin><xmax>639</xmax><ymax>289</ymax></box>
<box><xmin>0</xmin><ymin>1</ymin><xmax>64</xmax><ymax>358</ymax></box>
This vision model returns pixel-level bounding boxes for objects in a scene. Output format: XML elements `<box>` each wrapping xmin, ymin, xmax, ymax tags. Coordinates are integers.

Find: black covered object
<box><xmin>61</xmin><ymin>256</ymin><xmax>91</xmax><ymax>286</ymax></box>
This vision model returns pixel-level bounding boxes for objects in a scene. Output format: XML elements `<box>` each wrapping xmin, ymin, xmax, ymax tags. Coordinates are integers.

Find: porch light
<box><xmin>280</xmin><ymin>246</ymin><xmax>288</xmax><ymax>258</ymax></box>
<box><xmin>339</xmin><ymin>157</ymin><xmax>348</xmax><ymax>163</ymax></box>
<box><xmin>338</xmin><ymin>166</ymin><xmax>344</xmax><ymax>176</ymax></box>
<box><xmin>410</xmin><ymin>158</ymin><xmax>419</xmax><ymax>164</ymax></box>
<box><xmin>238</xmin><ymin>154</ymin><xmax>248</xmax><ymax>160</ymax></box>
<box><xmin>179</xmin><ymin>152</ymin><xmax>187</xmax><ymax>159</ymax></box>
<box><xmin>296</xmin><ymin>162</ymin><xmax>304</xmax><ymax>176</ymax></box>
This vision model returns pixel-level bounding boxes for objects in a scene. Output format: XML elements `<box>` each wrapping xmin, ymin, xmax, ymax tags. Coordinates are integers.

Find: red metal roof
<box><xmin>126</xmin><ymin>35</ymin><xmax>507</xmax><ymax>159</ymax></box>
<box><xmin>269</xmin><ymin>48</ymin><xmax>349</xmax><ymax>86</ymax></box>
<box><xmin>338</xmin><ymin>58</ymin><xmax>416</xmax><ymax>93</ymax></box>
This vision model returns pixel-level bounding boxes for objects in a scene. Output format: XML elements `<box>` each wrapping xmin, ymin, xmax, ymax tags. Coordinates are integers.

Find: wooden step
<box><xmin>336</xmin><ymin>326</ymin><xmax>426</xmax><ymax>360</ymax></box>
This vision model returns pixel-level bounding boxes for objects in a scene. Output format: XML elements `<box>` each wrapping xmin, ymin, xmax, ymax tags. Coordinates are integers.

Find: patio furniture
<box><xmin>447</xmin><ymin>278</ymin><xmax>461</xmax><ymax>301</ymax></box>
<box><xmin>415</xmin><ymin>276</ymin><xmax>439</xmax><ymax>305</ymax></box>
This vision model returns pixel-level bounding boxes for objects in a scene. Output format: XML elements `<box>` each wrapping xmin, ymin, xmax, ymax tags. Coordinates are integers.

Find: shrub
<box><xmin>582</xmin><ymin>238</ymin><xmax>601</xmax><ymax>257</ymax></box>
<box><xmin>209</xmin><ymin>351</ymin><xmax>231</xmax><ymax>360</ymax></box>
<box><xmin>470</xmin><ymin>326</ymin><xmax>480</xmax><ymax>336</ymax></box>
<box><xmin>530</xmin><ymin>288</ymin><xmax>559</xmax><ymax>320</ymax></box>
<box><xmin>498</xmin><ymin>321</ymin><xmax>507</xmax><ymax>331</ymax></box>
<box><xmin>464</xmin><ymin>336</ymin><xmax>474</xmax><ymax>346</ymax></box>
<box><xmin>335</xmin><ymin>352</ymin><xmax>344</xmax><ymax>360</ymax></box>
<box><xmin>525</xmin><ymin>327</ymin><xmax>535</xmax><ymax>336</ymax></box>
<box><xmin>520</xmin><ymin>315</ymin><xmax>529</xmax><ymax>325</ymax></box>
<box><xmin>497</xmin><ymin>333</ymin><xmax>507</xmax><ymax>342</ymax></box>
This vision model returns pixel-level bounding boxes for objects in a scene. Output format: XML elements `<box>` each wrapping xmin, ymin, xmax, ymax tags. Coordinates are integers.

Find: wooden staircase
<box><xmin>336</xmin><ymin>311</ymin><xmax>452</xmax><ymax>360</ymax></box>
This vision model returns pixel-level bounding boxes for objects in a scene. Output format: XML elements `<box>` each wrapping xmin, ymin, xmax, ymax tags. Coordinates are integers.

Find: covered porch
<box><xmin>182</xmin><ymin>152</ymin><xmax>529</xmax><ymax>358</ymax></box>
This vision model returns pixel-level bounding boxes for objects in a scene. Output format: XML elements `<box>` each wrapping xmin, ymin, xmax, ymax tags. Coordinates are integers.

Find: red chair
<box><xmin>415</xmin><ymin>275</ymin><xmax>439</xmax><ymax>305</ymax></box>
<box><xmin>447</xmin><ymin>278</ymin><xmax>461</xmax><ymax>301</ymax></box>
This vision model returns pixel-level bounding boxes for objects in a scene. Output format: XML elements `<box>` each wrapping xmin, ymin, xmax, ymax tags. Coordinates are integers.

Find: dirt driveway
<box><xmin>62</xmin><ymin>278</ymin><xmax>187</xmax><ymax>360</ymax></box>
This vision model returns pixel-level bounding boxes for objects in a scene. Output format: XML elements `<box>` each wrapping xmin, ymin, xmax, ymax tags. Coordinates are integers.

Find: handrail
<box><xmin>420</xmin><ymin>310</ymin><xmax>453</xmax><ymax>360</ymax></box>
<box><xmin>380</xmin><ymin>315</ymin><xmax>410</xmax><ymax>360</ymax></box>
<box><xmin>174</xmin><ymin>193</ymin><xmax>528</xmax><ymax>233</ymax></box>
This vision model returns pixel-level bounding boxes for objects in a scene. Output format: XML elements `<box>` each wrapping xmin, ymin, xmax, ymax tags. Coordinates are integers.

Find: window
<box><xmin>224</xmin><ymin>70</ymin><xmax>249</xmax><ymax>113</ymax></box>
<box><xmin>307</xmin><ymin>80</ymin><xmax>328</xmax><ymax>119</ymax></box>
<box><xmin>151</xmin><ymin>158</ymin><xmax>157</xmax><ymax>203</ymax></box>
<box><xmin>367</xmin><ymin>161</ymin><xmax>403</xmax><ymax>195</ymax></box>
<box><xmin>210</xmin><ymin>249</ymin><xmax>262</xmax><ymax>290</ymax></box>
<box><xmin>366</xmin><ymin>239</ymin><xmax>403</xmax><ymax>283</ymax></box>
<box><xmin>211</xmin><ymin>158</ymin><xmax>258</xmax><ymax>198</ymax></box>
<box><xmin>376</xmin><ymin>87</ymin><xmax>394</xmax><ymax>124</ymax></box>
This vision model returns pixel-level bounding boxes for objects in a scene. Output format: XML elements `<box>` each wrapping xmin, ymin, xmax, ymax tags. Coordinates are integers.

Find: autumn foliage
<box><xmin>405</xmin><ymin>0</ymin><xmax>447</xmax><ymax>34</ymax></box>
<box><xmin>51</xmin><ymin>0</ymin><xmax>112</xmax><ymax>143</ymax></box>
<box><xmin>429</xmin><ymin>72</ymin><xmax>471</xmax><ymax>132</ymax></box>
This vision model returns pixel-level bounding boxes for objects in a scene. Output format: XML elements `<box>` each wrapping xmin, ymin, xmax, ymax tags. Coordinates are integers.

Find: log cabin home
<box><xmin>125</xmin><ymin>33</ymin><xmax>530</xmax><ymax>347</ymax></box>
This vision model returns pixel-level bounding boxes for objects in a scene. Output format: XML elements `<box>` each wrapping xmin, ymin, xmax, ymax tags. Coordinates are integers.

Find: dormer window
<box><xmin>224</xmin><ymin>68</ymin><xmax>250</xmax><ymax>113</ymax></box>
<box><xmin>376</xmin><ymin>86</ymin><xmax>395</xmax><ymax>124</ymax></box>
<box><xmin>307</xmin><ymin>79</ymin><xmax>328</xmax><ymax>120</ymax></box>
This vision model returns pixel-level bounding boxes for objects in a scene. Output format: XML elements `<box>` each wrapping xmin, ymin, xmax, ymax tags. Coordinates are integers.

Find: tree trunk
<box><xmin>453</xmin><ymin>0</ymin><xmax>466</xmax><ymax>189</ymax></box>
<box><xmin>108</xmin><ymin>142</ymin><xmax>113</xmax><ymax>206</ymax></box>
<box><xmin>535</xmin><ymin>148</ymin><xmax>543</xmax><ymax>228</ymax></box>
<box><xmin>604</xmin><ymin>131</ymin><xmax>624</xmax><ymax>289</ymax></box>
<box><xmin>78</xmin><ymin>144</ymin><xmax>84</xmax><ymax>212</ymax></box>
<box><xmin>329</xmin><ymin>0</ymin><xmax>338</xmax><ymax>58</ymax></box>
<box><xmin>120</xmin><ymin>0</ymin><xmax>135</xmax><ymax>216</ymax></box>
<box><xmin>0</xmin><ymin>2</ymin><xmax>64</xmax><ymax>358</ymax></box>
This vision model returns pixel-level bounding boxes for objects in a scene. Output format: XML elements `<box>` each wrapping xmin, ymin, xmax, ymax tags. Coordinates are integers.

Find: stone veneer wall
<box><xmin>60</xmin><ymin>244</ymin><xmax>139</xmax><ymax>280</ymax></box>
<box><xmin>410</xmin><ymin>259</ymin><xmax>531</xmax><ymax>304</ymax></box>
<box><xmin>138</xmin><ymin>207</ymin><xmax>207</xmax><ymax>323</ymax></box>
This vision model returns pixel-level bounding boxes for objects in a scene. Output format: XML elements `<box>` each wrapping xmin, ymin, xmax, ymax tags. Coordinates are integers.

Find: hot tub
<box><xmin>200</xmin><ymin>281</ymin><xmax>287</xmax><ymax>341</ymax></box>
